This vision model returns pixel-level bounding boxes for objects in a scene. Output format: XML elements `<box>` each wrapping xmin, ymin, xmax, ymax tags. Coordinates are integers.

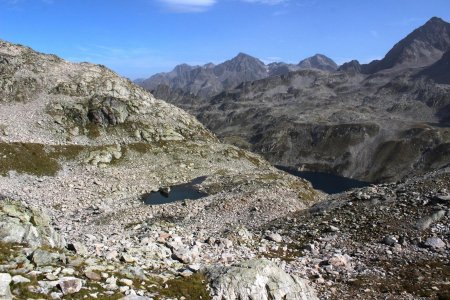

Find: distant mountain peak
<box><xmin>229</xmin><ymin>52</ymin><xmax>263</xmax><ymax>64</ymax></box>
<box><xmin>235</xmin><ymin>52</ymin><xmax>254</xmax><ymax>58</ymax></box>
<box><xmin>219</xmin><ymin>52</ymin><xmax>266</xmax><ymax>73</ymax></box>
<box><xmin>426</xmin><ymin>16</ymin><xmax>446</xmax><ymax>25</ymax></box>
<box><xmin>298</xmin><ymin>54</ymin><xmax>338</xmax><ymax>71</ymax></box>
<box><xmin>362</xmin><ymin>16</ymin><xmax>450</xmax><ymax>73</ymax></box>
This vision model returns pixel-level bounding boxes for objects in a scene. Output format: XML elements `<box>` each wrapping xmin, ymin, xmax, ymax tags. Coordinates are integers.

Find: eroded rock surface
<box><xmin>0</xmin><ymin>200</ymin><xmax>65</xmax><ymax>248</ymax></box>
<box><xmin>206</xmin><ymin>259</ymin><xmax>318</xmax><ymax>300</ymax></box>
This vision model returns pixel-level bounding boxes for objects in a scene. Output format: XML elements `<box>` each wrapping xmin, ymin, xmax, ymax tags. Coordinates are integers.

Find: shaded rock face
<box><xmin>338</xmin><ymin>60</ymin><xmax>361</xmax><ymax>73</ymax></box>
<box><xmin>206</xmin><ymin>259</ymin><xmax>318</xmax><ymax>300</ymax></box>
<box><xmin>87</xmin><ymin>96</ymin><xmax>129</xmax><ymax>126</ymax></box>
<box><xmin>0</xmin><ymin>200</ymin><xmax>65</xmax><ymax>248</ymax></box>
<box><xmin>420</xmin><ymin>49</ymin><xmax>450</xmax><ymax>84</ymax></box>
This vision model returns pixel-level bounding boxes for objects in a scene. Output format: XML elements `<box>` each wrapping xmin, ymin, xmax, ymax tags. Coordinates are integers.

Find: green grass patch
<box><xmin>0</xmin><ymin>143</ymin><xmax>61</xmax><ymax>176</ymax></box>
<box><xmin>0</xmin><ymin>142</ymin><xmax>134</xmax><ymax>177</ymax></box>
<box><xmin>157</xmin><ymin>273</ymin><xmax>211</xmax><ymax>300</ymax></box>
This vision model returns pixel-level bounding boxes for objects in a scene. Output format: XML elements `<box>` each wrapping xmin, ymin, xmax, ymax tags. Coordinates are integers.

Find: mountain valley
<box><xmin>140</xmin><ymin>17</ymin><xmax>450</xmax><ymax>183</ymax></box>
<box><xmin>0</xmin><ymin>16</ymin><xmax>449</xmax><ymax>300</ymax></box>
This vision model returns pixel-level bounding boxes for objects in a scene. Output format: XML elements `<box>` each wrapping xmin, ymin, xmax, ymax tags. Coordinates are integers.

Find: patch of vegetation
<box><xmin>62</xmin><ymin>283</ymin><xmax>123</xmax><ymax>300</ymax></box>
<box><xmin>0</xmin><ymin>142</ymin><xmax>132</xmax><ymax>177</ymax></box>
<box><xmin>127</xmin><ymin>143</ymin><xmax>153</xmax><ymax>154</ymax></box>
<box><xmin>0</xmin><ymin>241</ymin><xmax>24</xmax><ymax>262</ymax></box>
<box><xmin>339</xmin><ymin>260</ymin><xmax>450</xmax><ymax>299</ymax></box>
<box><xmin>85</xmin><ymin>123</ymin><xmax>101</xmax><ymax>139</ymax></box>
<box><xmin>0</xmin><ymin>143</ymin><xmax>62</xmax><ymax>176</ymax></box>
<box><xmin>156</xmin><ymin>273</ymin><xmax>211</xmax><ymax>300</ymax></box>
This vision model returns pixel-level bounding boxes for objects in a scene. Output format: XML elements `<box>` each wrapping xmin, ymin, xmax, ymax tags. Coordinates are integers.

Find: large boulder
<box><xmin>206</xmin><ymin>259</ymin><xmax>318</xmax><ymax>300</ymax></box>
<box><xmin>0</xmin><ymin>200</ymin><xmax>65</xmax><ymax>248</ymax></box>
<box><xmin>0</xmin><ymin>273</ymin><xmax>12</xmax><ymax>300</ymax></box>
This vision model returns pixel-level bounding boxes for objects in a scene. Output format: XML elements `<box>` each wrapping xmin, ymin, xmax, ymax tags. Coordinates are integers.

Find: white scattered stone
<box><xmin>266</xmin><ymin>233</ymin><xmax>283</xmax><ymax>243</ymax></box>
<box><xmin>12</xmin><ymin>275</ymin><xmax>31</xmax><ymax>284</ymax></box>
<box><xmin>58</xmin><ymin>277</ymin><xmax>82</xmax><ymax>295</ymax></box>
<box><xmin>119</xmin><ymin>278</ymin><xmax>133</xmax><ymax>286</ymax></box>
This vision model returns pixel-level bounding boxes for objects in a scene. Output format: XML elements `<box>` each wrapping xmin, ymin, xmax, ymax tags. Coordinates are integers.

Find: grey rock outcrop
<box><xmin>0</xmin><ymin>200</ymin><xmax>65</xmax><ymax>248</ymax></box>
<box><xmin>206</xmin><ymin>259</ymin><xmax>318</xmax><ymax>300</ymax></box>
<box><xmin>0</xmin><ymin>273</ymin><xmax>12</xmax><ymax>300</ymax></box>
<box><xmin>414</xmin><ymin>210</ymin><xmax>446</xmax><ymax>230</ymax></box>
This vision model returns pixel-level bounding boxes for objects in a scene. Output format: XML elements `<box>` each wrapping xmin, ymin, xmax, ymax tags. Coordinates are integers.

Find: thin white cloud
<box><xmin>1</xmin><ymin>0</ymin><xmax>55</xmax><ymax>4</ymax></box>
<box><xmin>67</xmin><ymin>45</ymin><xmax>183</xmax><ymax>78</ymax></box>
<box><xmin>242</xmin><ymin>0</ymin><xmax>286</xmax><ymax>4</ymax></box>
<box><xmin>159</xmin><ymin>0</ymin><xmax>216</xmax><ymax>12</ymax></box>
<box><xmin>262</xmin><ymin>56</ymin><xmax>283</xmax><ymax>64</ymax></box>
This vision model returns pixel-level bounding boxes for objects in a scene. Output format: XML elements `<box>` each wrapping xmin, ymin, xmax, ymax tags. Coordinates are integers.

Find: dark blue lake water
<box><xmin>142</xmin><ymin>176</ymin><xmax>207</xmax><ymax>205</ymax></box>
<box><xmin>276</xmin><ymin>166</ymin><xmax>370</xmax><ymax>194</ymax></box>
<box><xmin>143</xmin><ymin>167</ymin><xmax>370</xmax><ymax>205</ymax></box>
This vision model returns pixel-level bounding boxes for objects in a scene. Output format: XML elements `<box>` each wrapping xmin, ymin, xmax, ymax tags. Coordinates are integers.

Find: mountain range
<box><xmin>137</xmin><ymin>53</ymin><xmax>338</xmax><ymax>98</ymax></box>
<box><xmin>137</xmin><ymin>17</ymin><xmax>450</xmax><ymax>182</ymax></box>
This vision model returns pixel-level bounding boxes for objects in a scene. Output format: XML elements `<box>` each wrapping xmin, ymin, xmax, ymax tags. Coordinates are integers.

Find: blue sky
<box><xmin>1</xmin><ymin>0</ymin><xmax>450</xmax><ymax>79</ymax></box>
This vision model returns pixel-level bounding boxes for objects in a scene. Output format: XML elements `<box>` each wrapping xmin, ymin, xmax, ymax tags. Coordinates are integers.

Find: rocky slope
<box><xmin>1</xmin><ymin>160</ymin><xmax>448</xmax><ymax>299</ymax></box>
<box><xmin>0</xmin><ymin>39</ymin><xmax>321</xmax><ymax>299</ymax></box>
<box><xmin>420</xmin><ymin>49</ymin><xmax>450</xmax><ymax>85</ymax></box>
<box><xmin>261</xmin><ymin>167</ymin><xmax>450</xmax><ymax>299</ymax></box>
<box><xmin>140</xmin><ymin>17</ymin><xmax>450</xmax><ymax>183</ymax></box>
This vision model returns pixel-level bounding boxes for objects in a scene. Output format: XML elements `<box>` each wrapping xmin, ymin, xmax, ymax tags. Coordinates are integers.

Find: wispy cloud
<box><xmin>158</xmin><ymin>0</ymin><xmax>216</xmax><ymax>12</ymax></box>
<box><xmin>262</xmin><ymin>56</ymin><xmax>283</xmax><ymax>64</ymax></box>
<box><xmin>67</xmin><ymin>45</ymin><xmax>182</xmax><ymax>78</ymax></box>
<box><xmin>1</xmin><ymin>0</ymin><xmax>55</xmax><ymax>4</ymax></box>
<box><xmin>242</xmin><ymin>0</ymin><xmax>287</xmax><ymax>4</ymax></box>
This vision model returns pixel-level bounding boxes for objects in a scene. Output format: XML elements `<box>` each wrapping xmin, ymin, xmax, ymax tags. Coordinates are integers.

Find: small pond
<box><xmin>142</xmin><ymin>176</ymin><xmax>207</xmax><ymax>205</ymax></box>
<box><xmin>276</xmin><ymin>165</ymin><xmax>370</xmax><ymax>194</ymax></box>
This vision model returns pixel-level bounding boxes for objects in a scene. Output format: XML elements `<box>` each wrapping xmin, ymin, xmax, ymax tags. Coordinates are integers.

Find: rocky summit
<box><xmin>141</xmin><ymin>17</ymin><xmax>450</xmax><ymax>183</ymax></box>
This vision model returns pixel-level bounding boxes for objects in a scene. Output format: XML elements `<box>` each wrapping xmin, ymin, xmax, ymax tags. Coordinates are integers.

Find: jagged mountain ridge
<box><xmin>138</xmin><ymin>53</ymin><xmax>337</xmax><ymax>98</ymax></box>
